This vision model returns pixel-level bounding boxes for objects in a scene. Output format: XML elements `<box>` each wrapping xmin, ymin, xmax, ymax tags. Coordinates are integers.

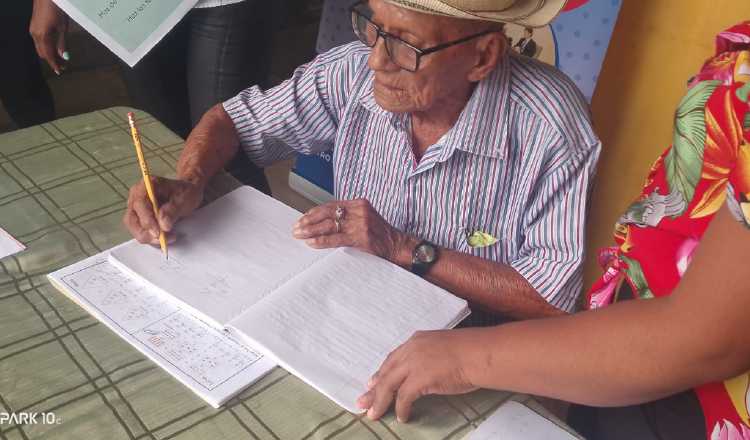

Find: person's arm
<box><xmin>419</xmin><ymin>139</ymin><xmax>600</xmax><ymax>317</ymax></box>
<box><xmin>30</xmin><ymin>0</ymin><xmax>69</xmax><ymax>75</ymax></box>
<box><xmin>123</xmin><ymin>104</ymin><xmax>239</xmax><ymax>243</ymax></box>
<box><xmin>294</xmin><ymin>140</ymin><xmax>600</xmax><ymax>319</ymax></box>
<box><xmin>222</xmin><ymin>44</ymin><xmax>365</xmax><ymax>167</ymax></box>
<box><xmin>397</xmin><ymin>237</ymin><xmax>565</xmax><ymax>319</ymax></box>
<box><xmin>470</xmin><ymin>205</ymin><xmax>750</xmax><ymax>404</ymax></box>
<box><xmin>359</xmin><ymin>204</ymin><xmax>750</xmax><ymax>421</ymax></box>
<box><xmin>294</xmin><ymin>199</ymin><xmax>562</xmax><ymax>319</ymax></box>
<box><xmin>176</xmin><ymin>105</ymin><xmax>240</xmax><ymax>188</ymax></box>
<box><xmin>123</xmin><ymin>44</ymin><xmax>366</xmax><ymax>243</ymax></box>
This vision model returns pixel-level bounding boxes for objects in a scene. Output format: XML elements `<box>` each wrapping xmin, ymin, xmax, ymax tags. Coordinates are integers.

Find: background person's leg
<box><xmin>120</xmin><ymin>17</ymin><xmax>191</xmax><ymax>139</ymax></box>
<box><xmin>0</xmin><ymin>0</ymin><xmax>55</xmax><ymax>129</ymax></box>
<box><xmin>186</xmin><ymin>1</ymin><xmax>274</xmax><ymax>194</ymax></box>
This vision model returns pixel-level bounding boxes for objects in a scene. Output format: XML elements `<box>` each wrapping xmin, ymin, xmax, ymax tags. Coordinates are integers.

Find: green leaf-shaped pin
<box><xmin>466</xmin><ymin>230</ymin><xmax>498</xmax><ymax>248</ymax></box>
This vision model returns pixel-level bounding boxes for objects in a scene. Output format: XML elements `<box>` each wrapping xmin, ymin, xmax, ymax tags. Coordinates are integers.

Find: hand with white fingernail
<box><xmin>30</xmin><ymin>0</ymin><xmax>70</xmax><ymax>75</ymax></box>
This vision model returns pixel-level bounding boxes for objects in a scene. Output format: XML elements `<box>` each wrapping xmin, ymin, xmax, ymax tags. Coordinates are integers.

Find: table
<box><xmin>0</xmin><ymin>108</ymin><xmax>575</xmax><ymax>439</ymax></box>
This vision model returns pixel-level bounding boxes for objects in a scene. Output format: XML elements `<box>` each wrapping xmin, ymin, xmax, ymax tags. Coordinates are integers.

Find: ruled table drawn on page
<box><xmin>60</xmin><ymin>259</ymin><xmax>264</xmax><ymax>391</ymax></box>
<box><xmin>62</xmin><ymin>260</ymin><xmax>177</xmax><ymax>334</ymax></box>
<box><xmin>134</xmin><ymin>313</ymin><xmax>262</xmax><ymax>391</ymax></box>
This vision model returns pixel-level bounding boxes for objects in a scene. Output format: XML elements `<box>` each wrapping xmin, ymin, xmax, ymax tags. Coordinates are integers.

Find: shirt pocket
<box><xmin>446</xmin><ymin>221</ymin><xmax>509</xmax><ymax>263</ymax></box>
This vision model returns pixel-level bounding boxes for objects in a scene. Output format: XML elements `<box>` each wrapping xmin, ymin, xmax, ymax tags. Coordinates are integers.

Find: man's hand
<box><xmin>123</xmin><ymin>177</ymin><xmax>204</xmax><ymax>245</ymax></box>
<box><xmin>30</xmin><ymin>0</ymin><xmax>69</xmax><ymax>75</ymax></box>
<box><xmin>293</xmin><ymin>199</ymin><xmax>413</xmax><ymax>265</ymax></box>
<box><xmin>357</xmin><ymin>329</ymin><xmax>483</xmax><ymax>422</ymax></box>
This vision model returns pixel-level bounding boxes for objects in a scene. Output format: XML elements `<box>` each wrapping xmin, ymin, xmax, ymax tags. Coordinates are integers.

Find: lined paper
<box><xmin>110</xmin><ymin>186</ymin><xmax>330</xmax><ymax>329</ymax></box>
<box><xmin>229</xmin><ymin>248</ymin><xmax>470</xmax><ymax>413</ymax></box>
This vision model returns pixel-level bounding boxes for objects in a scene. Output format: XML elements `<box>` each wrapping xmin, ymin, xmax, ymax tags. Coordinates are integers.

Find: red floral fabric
<box><xmin>586</xmin><ymin>22</ymin><xmax>750</xmax><ymax>439</ymax></box>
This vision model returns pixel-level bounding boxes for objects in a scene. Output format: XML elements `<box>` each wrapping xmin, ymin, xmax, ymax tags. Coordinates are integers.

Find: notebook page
<box><xmin>228</xmin><ymin>248</ymin><xmax>470</xmax><ymax>413</ymax></box>
<box><xmin>464</xmin><ymin>401</ymin><xmax>579</xmax><ymax>440</ymax></box>
<box><xmin>48</xmin><ymin>251</ymin><xmax>276</xmax><ymax>408</ymax></box>
<box><xmin>0</xmin><ymin>226</ymin><xmax>25</xmax><ymax>259</ymax></box>
<box><xmin>109</xmin><ymin>186</ymin><xmax>330</xmax><ymax>329</ymax></box>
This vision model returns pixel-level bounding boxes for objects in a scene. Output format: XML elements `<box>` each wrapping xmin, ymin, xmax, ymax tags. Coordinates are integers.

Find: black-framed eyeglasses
<box><xmin>349</xmin><ymin>1</ymin><xmax>498</xmax><ymax>72</ymax></box>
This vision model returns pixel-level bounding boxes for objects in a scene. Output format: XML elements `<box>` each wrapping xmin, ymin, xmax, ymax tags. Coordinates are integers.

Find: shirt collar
<box><xmin>358</xmin><ymin>54</ymin><xmax>511</xmax><ymax>161</ymax></box>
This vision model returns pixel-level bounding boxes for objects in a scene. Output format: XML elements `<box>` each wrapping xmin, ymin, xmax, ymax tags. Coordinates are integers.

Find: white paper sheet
<box><xmin>465</xmin><ymin>401</ymin><xmax>579</xmax><ymax>440</ymax></box>
<box><xmin>228</xmin><ymin>248</ymin><xmax>470</xmax><ymax>413</ymax></box>
<box><xmin>48</xmin><ymin>251</ymin><xmax>276</xmax><ymax>408</ymax></box>
<box><xmin>53</xmin><ymin>0</ymin><xmax>199</xmax><ymax>66</ymax></box>
<box><xmin>110</xmin><ymin>186</ymin><xmax>329</xmax><ymax>329</ymax></box>
<box><xmin>0</xmin><ymin>226</ymin><xmax>24</xmax><ymax>260</ymax></box>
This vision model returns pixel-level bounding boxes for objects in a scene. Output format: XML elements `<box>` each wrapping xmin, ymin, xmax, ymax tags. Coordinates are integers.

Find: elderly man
<box><xmin>124</xmin><ymin>0</ymin><xmax>601</xmax><ymax>323</ymax></box>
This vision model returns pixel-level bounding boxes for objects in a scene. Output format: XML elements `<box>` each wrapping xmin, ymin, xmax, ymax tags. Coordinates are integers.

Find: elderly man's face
<box><xmin>367</xmin><ymin>0</ymin><xmax>493</xmax><ymax>114</ymax></box>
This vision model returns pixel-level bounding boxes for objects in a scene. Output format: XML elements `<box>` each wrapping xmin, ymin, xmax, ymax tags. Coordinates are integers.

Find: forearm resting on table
<box><xmin>392</xmin><ymin>238</ymin><xmax>563</xmax><ymax>320</ymax></box>
<box><xmin>464</xmin><ymin>207</ymin><xmax>750</xmax><ymax>407</ymax></box>
<box><xmin>176</xmin><ymin>104</ymin><xmax>240</xmax><ymax>187</ymax></box>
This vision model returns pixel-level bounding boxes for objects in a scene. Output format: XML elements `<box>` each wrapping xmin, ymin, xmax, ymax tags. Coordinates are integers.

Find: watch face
<box><xmin>415</xmin><ymin>243</ymin><xmax>436</xmax><ymax>263</ymax></box>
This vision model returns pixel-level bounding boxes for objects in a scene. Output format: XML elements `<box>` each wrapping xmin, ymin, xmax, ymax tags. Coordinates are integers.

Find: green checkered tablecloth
<box><xmin>0</xmin><ymin>107</ymin><xmax>572</xmax><ymax>439</ymax></box>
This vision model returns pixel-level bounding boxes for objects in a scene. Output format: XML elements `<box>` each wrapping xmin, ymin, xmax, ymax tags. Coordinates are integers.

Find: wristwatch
<box><xmin>411</xmin><ymin>240</ymin><xmax>438</xmax><ymax>276</ymax></box>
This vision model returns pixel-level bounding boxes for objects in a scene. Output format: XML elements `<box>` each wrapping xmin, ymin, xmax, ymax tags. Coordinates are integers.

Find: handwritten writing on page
<box><xmin>48</xmin><ymin>251</ymin><xmax>276</xmax><ymax>408</ymax></box>
<box><xmin>109</xmin><ymin>186</ymin><xmax>330</xmax><ymax>329</ymax></box>
<box><xmin>53</xmin><ymin>0</ymin><xmax>199</xmax><ymax>66</ymax></box>
<box><xmin>465</xmin><ymin>401</ymin><xmax>579</xmax><ymax>440</ymax></box>
<box><xmin>228</xmin><ymin>248</ymin><xmax>470</xmax><ymax>413</ymax></box>
<box><xmin>0</xmin><ymin>226</ymin><xmax>24</xmax><ymax>260</ymax></box>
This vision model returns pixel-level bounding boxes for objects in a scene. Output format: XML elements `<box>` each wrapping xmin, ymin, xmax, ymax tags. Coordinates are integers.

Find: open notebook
<box><xmin>51</xmin><ymin>186</ymin><xmax>469</xmax><ymax>412</ymax></box>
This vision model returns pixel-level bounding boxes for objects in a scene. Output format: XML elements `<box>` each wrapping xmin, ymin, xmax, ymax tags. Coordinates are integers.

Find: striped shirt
<box><xmin>224</xmin><ymin>42</ymin><xmax>601</xmax><ymax>312</ymax></box>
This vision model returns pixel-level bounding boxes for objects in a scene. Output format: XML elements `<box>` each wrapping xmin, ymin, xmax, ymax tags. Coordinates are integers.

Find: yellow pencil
<box><xmin>127</xmin><ymin>112</ymin><xmax>168</xmax><ymax>259</ymax></box>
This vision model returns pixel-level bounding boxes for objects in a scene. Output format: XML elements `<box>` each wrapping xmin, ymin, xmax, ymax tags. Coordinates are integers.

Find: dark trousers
<box><xmin>0</xmin><ymin>1</ymin><xmax>55</xmax><ymax>129</ymax></box>
<box><xmin>568</xmin><ymin>392</ymin><xmax>706</xmax><ymax>440</ymax></box>
<box><xmin>121</xmin><ymin>1</ymin><xmax>273</xmax><ymax>193</ymax></box>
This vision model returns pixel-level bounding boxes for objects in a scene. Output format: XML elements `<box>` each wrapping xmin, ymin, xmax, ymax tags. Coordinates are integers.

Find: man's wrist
<box><xmin>393</xmin><ymin>234</ymin><xmax>420</xmax><ymax>269</ymax></box>
<box><xmin>179</xmin><ymin>171</ymin><xmax>208</xmax><ymax>190</ymax></box>
<box><xmin>176</xmin><ymin>150</ymin><xmax>212</xmax><ymax>191</ymax></box>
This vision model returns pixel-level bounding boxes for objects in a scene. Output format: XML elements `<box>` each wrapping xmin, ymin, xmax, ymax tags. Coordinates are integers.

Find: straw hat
<box><xmin>382</xmin><ymin>0</ymin><xmax>568</xmax><ymax>27</ymax></box>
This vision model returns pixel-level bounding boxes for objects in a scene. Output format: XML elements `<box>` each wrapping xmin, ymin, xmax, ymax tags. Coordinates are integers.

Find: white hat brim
<box><xmin>382</xmin><ymin>0</ymin><xmax>568</xmax><ymax>27</ymax></box>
